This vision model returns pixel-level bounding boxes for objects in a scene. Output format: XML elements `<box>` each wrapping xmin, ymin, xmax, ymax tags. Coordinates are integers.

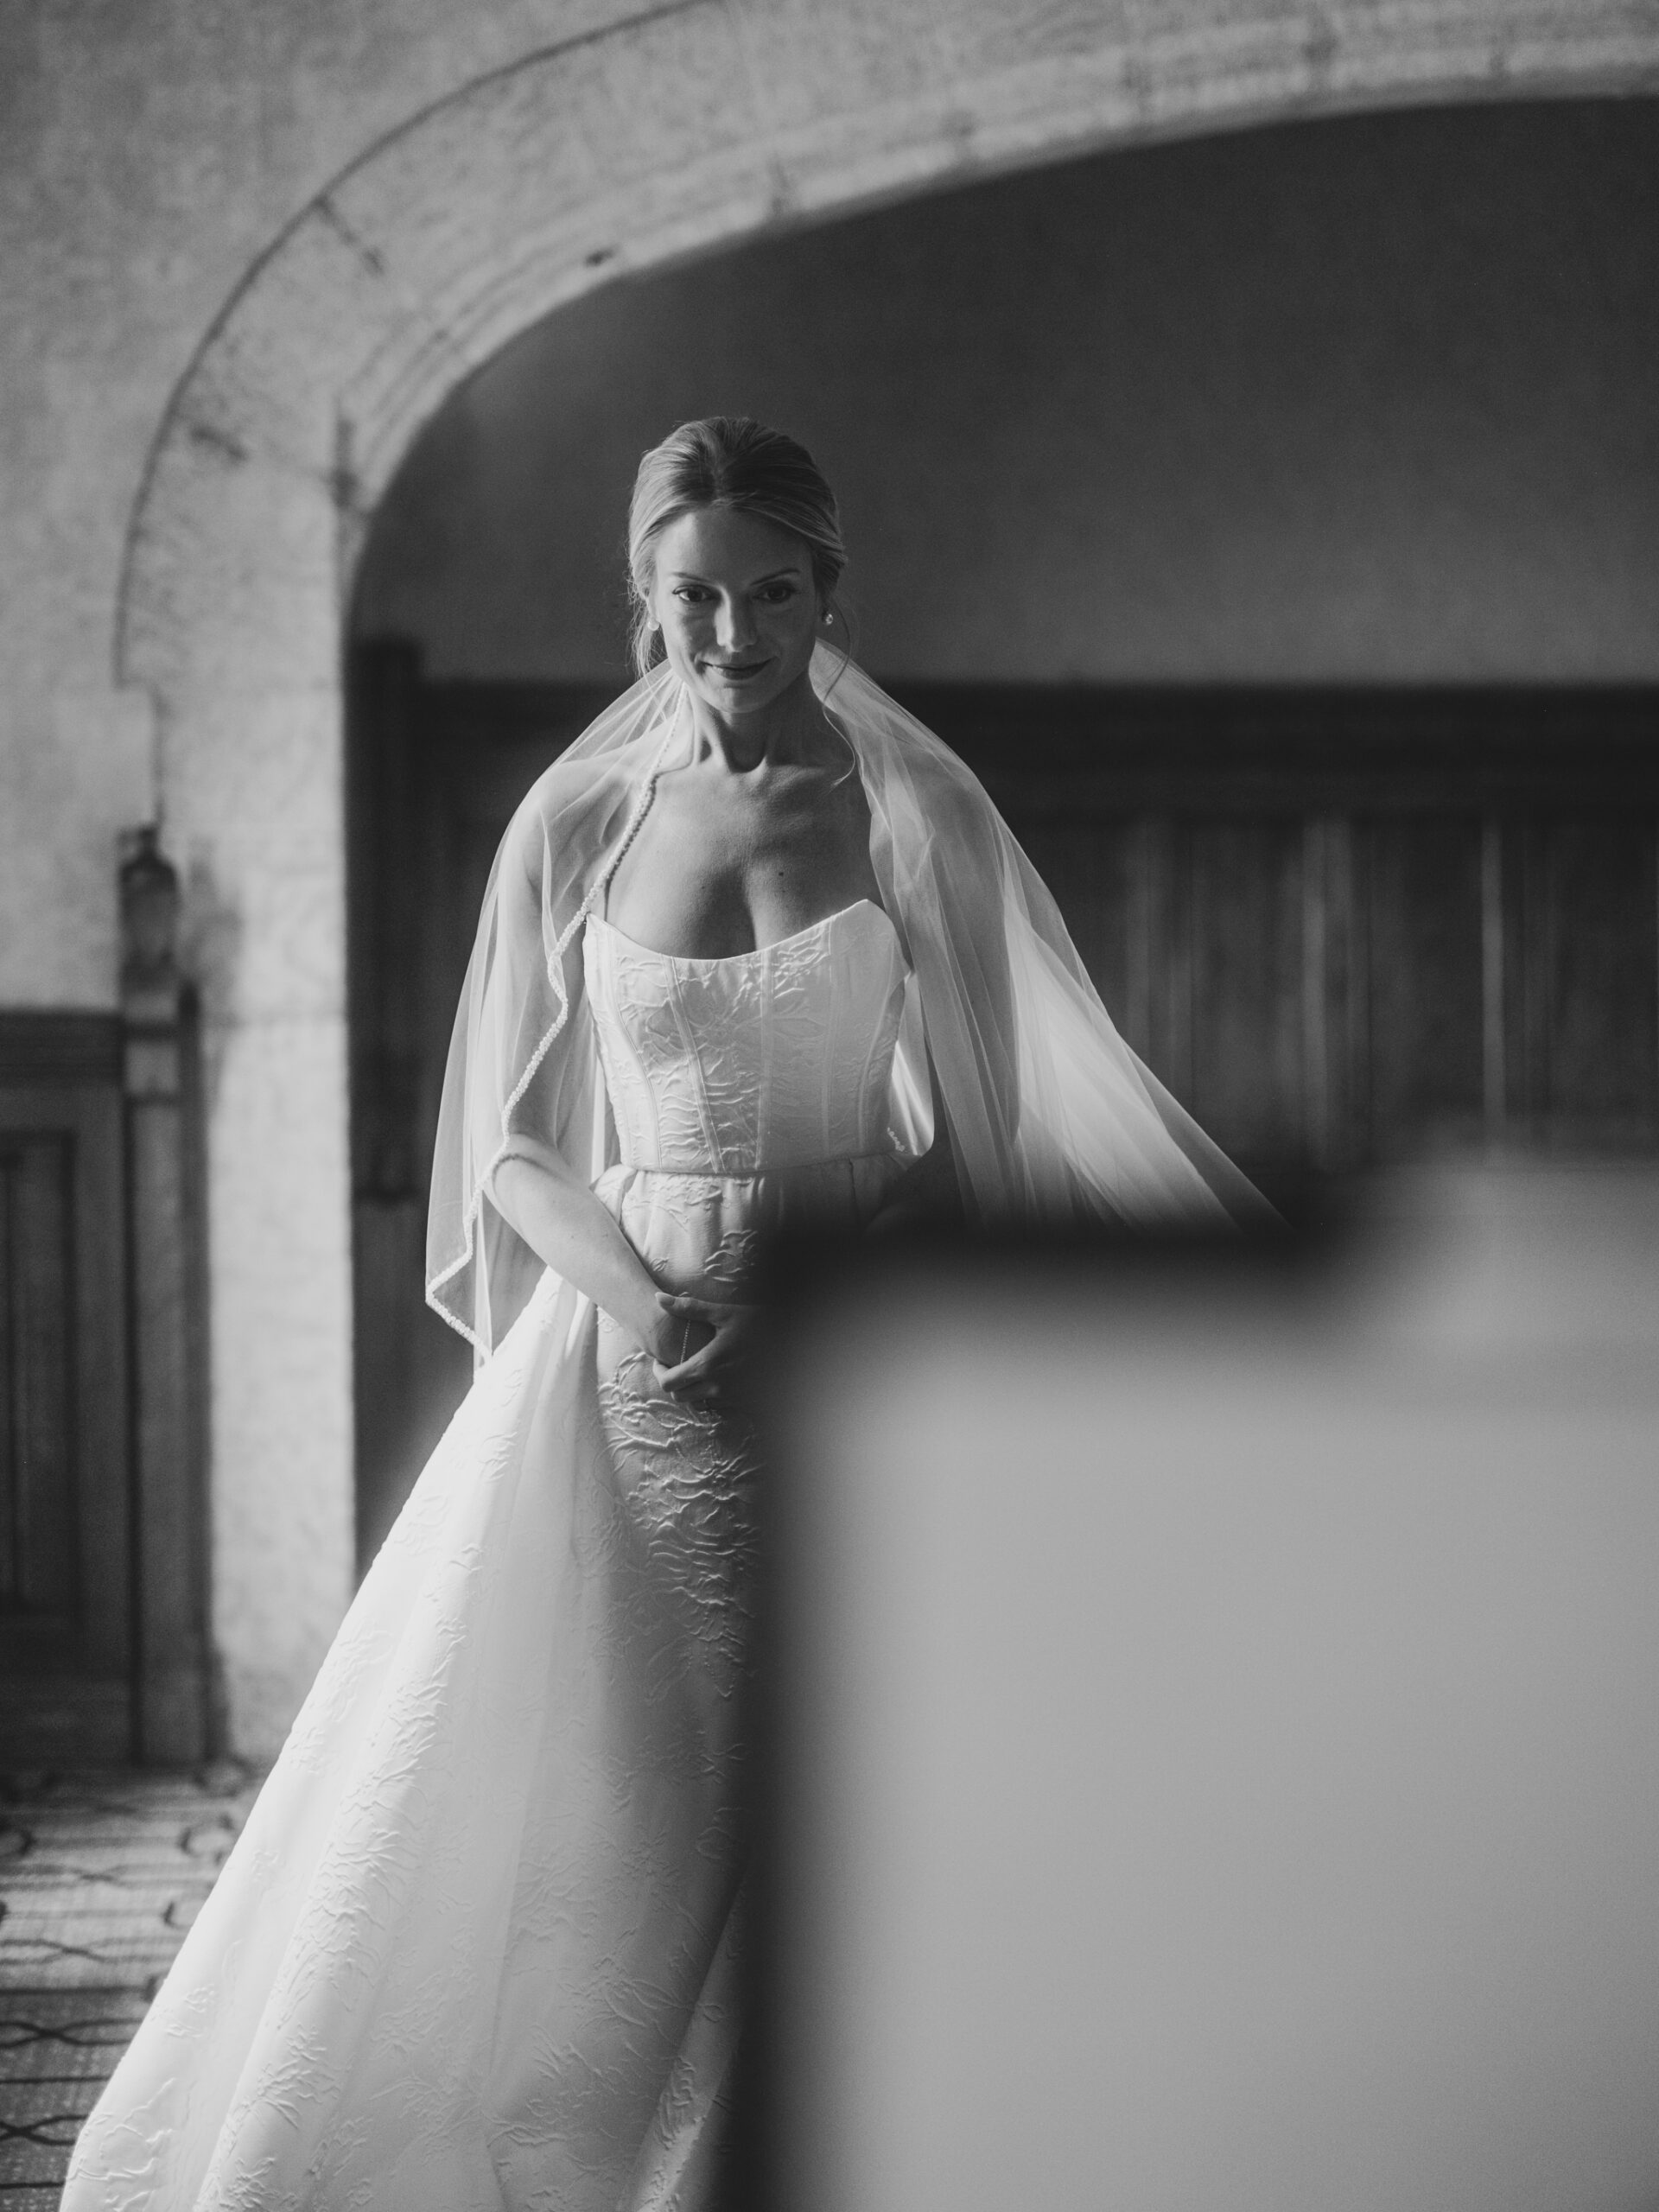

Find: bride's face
<box><xmin>648</xmin><ymin>505</ymin><xmax>823</xmax><ymax>719</ymax></box>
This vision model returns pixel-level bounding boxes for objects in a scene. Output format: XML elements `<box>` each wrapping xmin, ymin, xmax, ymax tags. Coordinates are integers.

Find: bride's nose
<box><xmin>715</xmin><ymin>594</ymin><xmax>756</xmax><ymax>652</ymax></box>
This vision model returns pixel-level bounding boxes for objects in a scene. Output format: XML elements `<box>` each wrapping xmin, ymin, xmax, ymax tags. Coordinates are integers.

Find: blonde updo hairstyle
<box><xmin>626</xmin><ymin>416</ymin><xmax>849</xmax><ymax>679</ymax></box>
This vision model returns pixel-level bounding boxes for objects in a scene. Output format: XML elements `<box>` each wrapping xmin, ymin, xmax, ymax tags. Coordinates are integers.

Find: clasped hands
<box><xmin>641</xmin><ymin>1290</ymin><xmax>758</xmax><ymax>1404</ymax></box>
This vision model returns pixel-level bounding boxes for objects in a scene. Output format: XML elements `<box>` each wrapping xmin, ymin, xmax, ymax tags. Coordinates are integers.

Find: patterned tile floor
<box><xmin>0</xmin><ymin>1767</ymin><xmax>261</xmax><ymax>2208</ymax></box>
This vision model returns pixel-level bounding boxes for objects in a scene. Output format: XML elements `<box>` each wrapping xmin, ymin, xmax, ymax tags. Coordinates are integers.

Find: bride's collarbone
<box><xmin>604</xmin><ymin>779</ymin><xmax>881</xmax><ymax>962</ymax></box>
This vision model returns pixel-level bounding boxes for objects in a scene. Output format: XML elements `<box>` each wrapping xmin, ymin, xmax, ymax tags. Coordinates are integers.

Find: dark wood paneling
<box><xmin>1188</xmin><ymin>819</ymin><xmax>1306</xmax><ymax>1164</ymax></box>
<box><xmin>0</xmin><ymin>852</ymin><xmax>211</xmax><ymax>1765</ymax></box>
<box><xmin>1015</xmin><ymin>823</ymin><xmax>1141</xmax><ymax>1051</ymax></box>
<box><xmin>0</xmin><ymin>1062</ymin><xmax>132</xmax><ymax>1764</ymax></box>
<box><xmin>0</xmin><ymin>1132</ymin><xmax>75</xmax><ymax>1618</ymax></box>
<box><xmin>1541</xmin><ymin>819</ymin><xmax>1658</xmax><ymax>1135</ymax></box>
<box><xmin>1366</xmin><ymin>817</ymin><xmax>1487</xmax><ymax>1154</ymax></box>
<box><xmin>1303</xmin><ymin>817</ymin><xmax>1366</xmax><ymax>1169</ymax></box>
<box><xmin>0</xmin><ymin>1014</ymin><xmax>121</xmax><ymax>1085</ymax></box>
<box><xmin>898</xmin><ymin>684</ymin><xmax>1659</xmax><ymax>1174</ymax></box>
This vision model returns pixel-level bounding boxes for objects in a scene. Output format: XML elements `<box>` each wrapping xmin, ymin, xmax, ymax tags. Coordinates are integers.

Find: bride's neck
<box><xmin>685</xmin><ymin>669</ymin><xmax>830</xmax><ymax>774</ymax></box>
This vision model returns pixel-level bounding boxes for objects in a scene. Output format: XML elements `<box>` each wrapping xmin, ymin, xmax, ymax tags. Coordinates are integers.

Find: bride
<box><xmin>65</xmin><ymin>418</ymin><xmax>1262</xmax><ymax>2210</ymax></box>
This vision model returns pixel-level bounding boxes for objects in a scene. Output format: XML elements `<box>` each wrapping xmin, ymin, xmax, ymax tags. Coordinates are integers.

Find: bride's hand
<box><xmin>649</xmin><ymin>1294</ymin><xmax>759</xmax><ymax>1404</ymax></box>
<box><xmin>864</xmin><ymin>1141</ymin><xmax>963</xmax><ymax>1236</ymax></box>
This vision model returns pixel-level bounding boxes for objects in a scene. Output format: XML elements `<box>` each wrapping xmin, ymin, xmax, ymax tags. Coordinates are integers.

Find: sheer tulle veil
<box><xmin>427</xmin><ymin>645</ymin><xmax>1271</xmax><ymax>1355</ymax></box>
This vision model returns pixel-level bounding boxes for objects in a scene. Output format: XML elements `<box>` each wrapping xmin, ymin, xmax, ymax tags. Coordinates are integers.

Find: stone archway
<box><xmin>117</xmin><ymin>0</ymin><xmax>1659</xmax><ymax>1751</ymax></box>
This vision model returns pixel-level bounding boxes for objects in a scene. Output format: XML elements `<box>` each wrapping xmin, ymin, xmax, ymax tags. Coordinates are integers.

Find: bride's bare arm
<box><xmin>865</xmin><ymin>1123</ymin><xmax>961</xmax><ymax>1232</ymax></box>
<box><xmin>865</xmin><ymin>1032</ymin><xmax>967</xmax><ymax>1234</ymax></box>
<box><xmin>488</xmin><ymin>1149</ymin><xmax>683</xmax><ymax>1366</ymax></box>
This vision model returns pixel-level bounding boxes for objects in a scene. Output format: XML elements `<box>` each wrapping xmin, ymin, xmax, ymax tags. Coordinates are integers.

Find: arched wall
<box><xmin>119</xmin><ymin>0</ymin><xmax>1659</xmax><ymax>1752</ymax></box>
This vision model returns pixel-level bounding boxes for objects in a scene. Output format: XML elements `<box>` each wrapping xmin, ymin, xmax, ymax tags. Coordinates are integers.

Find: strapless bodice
<box><xmin>582</xmin><ymin>899</ymin><xmax>908</xmax><ymax>1176</ymax></box>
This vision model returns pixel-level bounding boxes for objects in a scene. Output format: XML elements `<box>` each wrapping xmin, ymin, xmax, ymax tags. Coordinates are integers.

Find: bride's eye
<box><xmin>756</xmin><ymin>583</ymin><xmax>798</xmax><ymax>604</ymax></box>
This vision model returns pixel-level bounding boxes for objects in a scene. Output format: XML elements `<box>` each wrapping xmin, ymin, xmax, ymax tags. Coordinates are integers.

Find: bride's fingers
<box><xmin>658</xmin><ymin>1370</ymin><xmax>721</xmax><ymax>1403</ymax></box>
<box><xmin>658</xmin><ymin>1355</ymin><xmax>720</xmax><ymax>1394</ymax></box>
<box><xmin>652</xmin><ymin>1295</ymin><xmax>760</xmax><ymax>1393</ymax></box>
<box><xmin>664</xmin><ymin>1293</ymin><xmax>756</xmax><ymax>1327</ymax></box>
<box><xmin>654</xmin><ymin>1345</ymin><xmax>712</xmax><ymax>1391</ymax></box>
<box><xmin>655</xmin><ymin>1328</ymin><xmax>741</xmax><ymax>1395</ymax></box>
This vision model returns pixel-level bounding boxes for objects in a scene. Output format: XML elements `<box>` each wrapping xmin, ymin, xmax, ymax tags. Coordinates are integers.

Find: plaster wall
<box><xmin>357</xmin><ymin>100</ymin><xmax>1659</xmax><ymax>687</ymax></box>
<box><xmin>0</xmin><ymin>0</ymin><xmax>632</xmax><ymax>1013</ymax></box>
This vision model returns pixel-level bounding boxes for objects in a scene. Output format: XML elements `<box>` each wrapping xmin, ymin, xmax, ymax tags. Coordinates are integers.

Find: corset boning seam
<box><xmin>756</xmin><ymin>944</ymin><xmax>775</xmax><ymax>1173</ymax></box>
<box><xmin>659</xmin><ymin>956</ymin><xmax>728</xmax><ymax>1173</ymax></box>
<box><xmin>586</xmin><ymin>949</ymin><xmax>659</xmax><ymax>1169</ymax></box>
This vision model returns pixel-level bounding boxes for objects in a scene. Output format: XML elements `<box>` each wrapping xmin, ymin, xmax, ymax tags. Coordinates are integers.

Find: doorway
<box><xmin>346</xmin><ymin>99</ymin><xmax>1659</xmax><ymax>1560</ymax></box>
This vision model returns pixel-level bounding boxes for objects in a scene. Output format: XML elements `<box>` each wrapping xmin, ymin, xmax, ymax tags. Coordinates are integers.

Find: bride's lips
<box><xmin>701</xmin><ymin>657</ymin><xmax>771</xmax><ymax>682</ymax></box>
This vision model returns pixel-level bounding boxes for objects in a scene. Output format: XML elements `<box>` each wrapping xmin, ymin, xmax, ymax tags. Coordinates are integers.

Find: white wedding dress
<box><xmin>65</xmin><ymin>898</ymin><xmax>911</xmax><ymax>2211</ymax></box>
<box><xmin>68</xmin><ymin>650</ymin><xmax>1265</xmax><ymax>2210</ymax></box>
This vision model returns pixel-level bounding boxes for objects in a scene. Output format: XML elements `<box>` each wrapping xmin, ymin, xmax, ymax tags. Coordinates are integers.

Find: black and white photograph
<box><xmin>2</xmin><ymin>6</ymin><xmax>1659</xmax><ymax>2208</ymax></box>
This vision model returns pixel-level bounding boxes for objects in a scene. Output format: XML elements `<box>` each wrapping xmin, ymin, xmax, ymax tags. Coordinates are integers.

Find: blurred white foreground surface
<box><xmin>774</xmin><ymin>1166</ymin><xmax>1659</xmax><ymax>2212</ymax></box>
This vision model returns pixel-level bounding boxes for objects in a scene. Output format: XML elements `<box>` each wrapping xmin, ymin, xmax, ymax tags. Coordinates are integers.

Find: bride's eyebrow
<box><xmin>666</xmin><ymin>565</ymin><xmax>805</xmax><ymax>583</ymax></box>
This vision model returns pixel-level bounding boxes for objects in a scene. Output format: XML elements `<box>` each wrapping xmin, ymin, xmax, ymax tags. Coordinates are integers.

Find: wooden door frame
<box><xmin>0</xmin><ymin>835</ymin><xmax>214</xmax><ymax>1766</ymax></box>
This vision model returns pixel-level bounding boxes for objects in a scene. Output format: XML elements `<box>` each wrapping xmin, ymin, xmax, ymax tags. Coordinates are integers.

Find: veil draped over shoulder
<box><xmin>428</xmin><ymin>646</ymin><xmax>1268</xmax><ymax>1354</ymax></box>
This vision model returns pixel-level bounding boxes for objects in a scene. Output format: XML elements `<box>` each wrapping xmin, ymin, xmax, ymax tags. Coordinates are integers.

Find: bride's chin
<box><xmin>693</xmin><ymin>670</ymin><xmax>783</xmax><ymax>712</ymax></box>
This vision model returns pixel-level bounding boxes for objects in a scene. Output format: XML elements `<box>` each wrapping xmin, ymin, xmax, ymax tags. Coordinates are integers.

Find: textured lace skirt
<box><xmin>61</xmin><ymin>1153</ymin><xmax>900</xmax><ymax>2212</ymax></box>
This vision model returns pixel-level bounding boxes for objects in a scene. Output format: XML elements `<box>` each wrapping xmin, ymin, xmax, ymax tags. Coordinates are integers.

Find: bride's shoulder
<box><xmin>506</xmin><ymin>748</ymin><xmax>634</xmax><ymax>849</ymax></box>
<box><xmin>521</xmin><ymin>746</ymin><xmax>626</xmax><ymax>813</ymax></box>
<box><xmin>874</xmin><ymin>728</ymin><xmax>1001</xmax><ymax>859</ymax></box>
<box><xmin>483</xmin><ymin>751</ymin><xmax>642</xmax><ymax>922</ymax></box>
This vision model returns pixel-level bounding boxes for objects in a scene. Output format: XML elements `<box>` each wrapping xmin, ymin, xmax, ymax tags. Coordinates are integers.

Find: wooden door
<box><xmin>0</xmin><ymin>1020</ymin><xmax>132</xmax><ymax>1763</ymax></box>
